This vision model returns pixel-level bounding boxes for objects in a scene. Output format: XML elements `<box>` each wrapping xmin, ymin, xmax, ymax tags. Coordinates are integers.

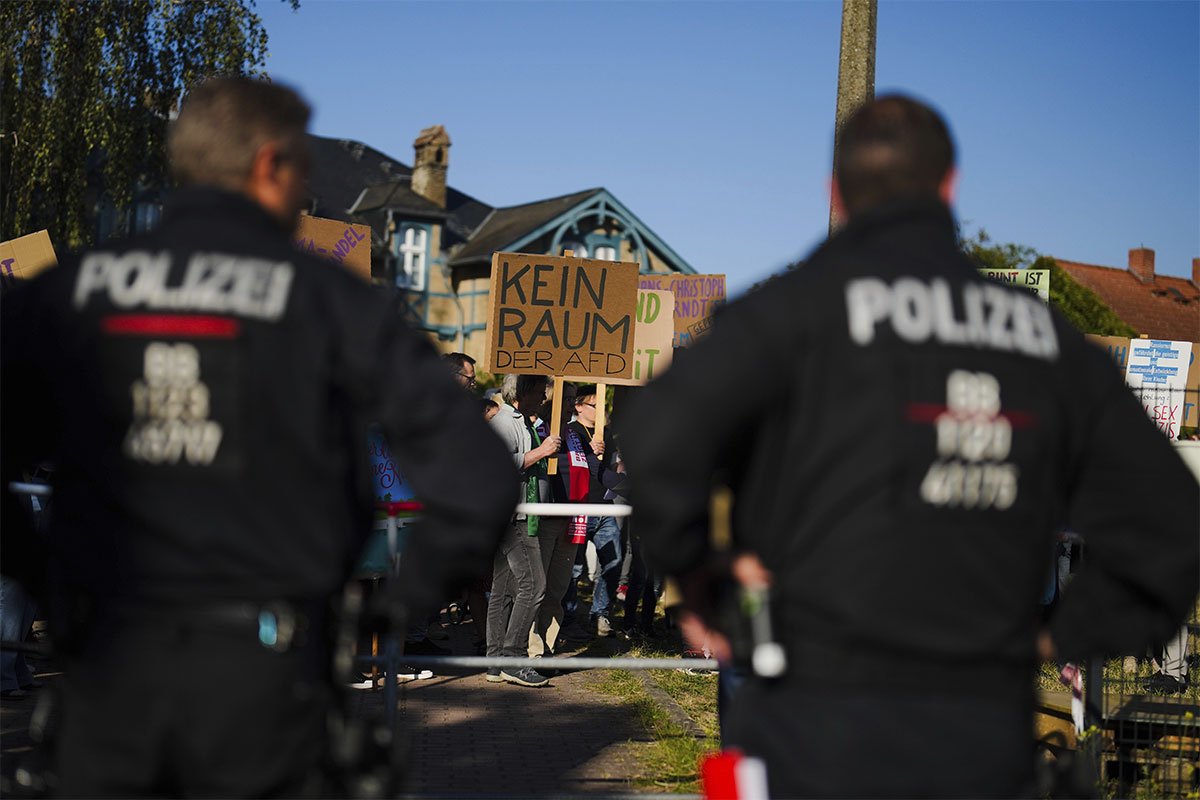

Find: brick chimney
<box><xmin>1192</xmin><ymin>257</ymin><xmax>1199</xmax><ymax>289</ymax></box>
<box><xmin>411</xmin><ymin>125</ymin><xmax>450</xmax><ymax>209</ymax></box>
<box><xmin>1128</xmin><ymin>247</ymin><xmax>1155</xmax><ymax>283</ymax></box>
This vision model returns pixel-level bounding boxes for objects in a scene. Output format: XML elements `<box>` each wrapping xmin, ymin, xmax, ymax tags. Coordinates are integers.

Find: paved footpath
<box><xmin>2</xmin><ymin>620</ymin><xmax>691</xmax><ymax>798</ymax></box>
<box><xmin>351</xmin><ymin>617</ymin><xmax>673</xmax><ymax>798</ymax></box>
<box><xmin>355</xmin><ymin>666</ymin><xmax>653</xmax><ymax>797</ymax></box>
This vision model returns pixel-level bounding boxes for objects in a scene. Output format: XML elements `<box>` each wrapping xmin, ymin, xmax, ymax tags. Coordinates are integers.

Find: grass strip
<box><xmin>590</xmin><ymin>666</ymin><xmax>718</xmax><ymax>794</ymax></box>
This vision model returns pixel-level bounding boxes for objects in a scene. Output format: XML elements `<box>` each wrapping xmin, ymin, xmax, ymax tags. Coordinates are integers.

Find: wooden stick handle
<box><xmin>547</xmin><ymin>376</ymin><xmax>563</xmax><ymax>475</ymax></box>
<box><xmin>547</xmin><ymin>248</ymin><xmax>573</xmax><ymax>477</ymax></box>
<box><xmin>594</xmin><ymin>383</ymin><xmax>607</xmax><ymax>443</ymax></box>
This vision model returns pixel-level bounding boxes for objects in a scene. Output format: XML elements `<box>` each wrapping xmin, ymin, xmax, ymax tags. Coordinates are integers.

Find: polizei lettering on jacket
<box><xmin>845</xmin><ymin>277</ymin><xmax>1059</xmax><ymax>360</ymax></box>
<box><xmin>73</xmin><ymin>251</ymin><xmax>294</xmax><ymax>321</ymax></box>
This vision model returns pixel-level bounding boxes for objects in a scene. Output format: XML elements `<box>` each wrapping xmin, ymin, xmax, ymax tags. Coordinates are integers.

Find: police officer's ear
<box><xmin>830</xmin><ymin>177</ymin><xmax>849</xmax><ymax>223</ymax></box>
<box><xmin>938</xmin><ymin>167</ymin><xmax>959</xmax><ymax>207</ymax></box>
<box><xmin>243</xmin><ymin>139</ymin><xmax>309</xmax><ymax>231</ymax></box>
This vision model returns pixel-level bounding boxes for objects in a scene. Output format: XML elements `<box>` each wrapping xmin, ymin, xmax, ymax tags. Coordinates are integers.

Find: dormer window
<box><xmin>396</xmin><ymin>224</ymin><xmax>428</xmax><ymax>291</ymax></box>
<box><xmin>593</xmin><ymin>245</ymin><xmax>617</xmax><ymax>261</ymax></box>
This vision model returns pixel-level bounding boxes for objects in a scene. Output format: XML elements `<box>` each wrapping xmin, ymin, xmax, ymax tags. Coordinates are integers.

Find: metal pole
<box><xmin>829</xmin><ymin>0</ymin><xmax>878</xmax><ymax>233</ymax></box>
<box><xmin>356</xmin><ymin>655</ymin><xmax>720</xmax><ymax>672</ymax></box>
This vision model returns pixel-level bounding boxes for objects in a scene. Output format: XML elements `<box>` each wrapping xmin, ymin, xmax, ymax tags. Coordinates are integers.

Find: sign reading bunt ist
<box><xmin>638</xmin><ymin>273</ymin><xmax>726</xmax><ymax>347</ymax></box>
<box><xmin>979</xmin><ymin>269</ymin><xmax>1049</xmax><ymax>302</ymax></box>
<box><xmin>485</xmin><ymin>252</ymin><xmax>639</xmax><ymax>380</ymax></box>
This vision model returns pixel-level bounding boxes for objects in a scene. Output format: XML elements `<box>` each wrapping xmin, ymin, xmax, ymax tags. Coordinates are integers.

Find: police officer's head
<box><xmin>833</xmin><ymin>94</ymin><xmax>957</xmax><ymax>219</ymax></box>
<box><xmin>169</xmin><ymin>76</ymin><xmax>313</xmax><ymax>230</ymax></box>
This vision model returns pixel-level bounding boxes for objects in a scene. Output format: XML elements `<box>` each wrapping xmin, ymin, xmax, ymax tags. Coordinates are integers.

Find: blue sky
<box><xmin>257</xmin><ymin>0</ymin><xmax>1200</xmax><ymax>296</ymax></box>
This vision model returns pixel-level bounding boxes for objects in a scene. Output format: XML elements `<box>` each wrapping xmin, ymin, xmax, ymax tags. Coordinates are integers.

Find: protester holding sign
<box><xmin>568</xmin><ymin>385</ymin><xmax>628</xmax><ymax>638</ymax></box>
<box><xmin>484</xmin><ymin>375</ymin><xmax>560</xmax><ymax>687</ymax></box>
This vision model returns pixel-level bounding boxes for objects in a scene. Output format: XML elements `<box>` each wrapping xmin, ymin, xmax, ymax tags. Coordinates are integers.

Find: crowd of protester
<box><xmin>348</xmin><ymin>354</ymin><xmax>664</xmax><ymax>689</ymax></box>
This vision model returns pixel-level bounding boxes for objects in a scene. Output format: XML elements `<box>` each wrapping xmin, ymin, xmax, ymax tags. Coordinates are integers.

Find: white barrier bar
<box><xmin>8</xmin><ymin>482</ymin><xmax>51</xmax><ymax>497</ymax></box>
<box><xmin>516</xmin><ymin>502</ymin><xmax>632</xmax><ymax>518</ymax></box>
<box><xmin>7</xmin><ymin>483</ymin><xmax>632</xmax><ymax>521</ymax></box>
<box><xmin>363</xmin><ymin>654</ymin><xmax>719</xmax><ymax>672</ymax></box>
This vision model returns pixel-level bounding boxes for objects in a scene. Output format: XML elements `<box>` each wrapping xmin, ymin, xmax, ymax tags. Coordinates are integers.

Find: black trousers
<box><xmin>726</xmin><ymin>679</ymin><xmax>1036</xmax><ymax>799</ymax></box>
<box><xmin>54</xmin><ymin>615</ymin><xmax>332</xmax><ymax>798</ymax></box>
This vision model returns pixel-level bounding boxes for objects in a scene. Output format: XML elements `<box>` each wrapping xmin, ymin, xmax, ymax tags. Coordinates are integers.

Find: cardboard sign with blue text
<box><xmin>294</xmin><ymin>214</ymin><xmax>372</xmax><ymax>281</ymax></box>
<box><xmin>1125</xmin><ymin>339</ymin><xmax>1193</xmax><ymax>439</ymax></box>
<box><xmin>1088</xmin><ymin>335</ymin><xmax>1199</xmax><ymax>430</ymax></box>
<box><xmin>485</xmin><ymin>252</ymin><xmax>639</xmax><ymax>379</ymax></box>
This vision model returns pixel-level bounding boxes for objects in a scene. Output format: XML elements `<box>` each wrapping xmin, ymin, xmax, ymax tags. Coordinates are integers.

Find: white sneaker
<box><xmin>348</xmin><ymin>674</ymin><xmax>376</xmax><ymax>690</ymax></box>
<box><xmin>391</xmin><ymin>668</ymin><xmax>435</xmax><ymax>682</ymax></box>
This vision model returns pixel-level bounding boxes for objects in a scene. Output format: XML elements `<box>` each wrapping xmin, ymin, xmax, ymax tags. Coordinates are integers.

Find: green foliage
<box><xmin>962</xmin><ymin>229</ymin><xmax>1138</xmax><ymax>337</ymax></box>
<box><xmin>0</xmin><ymin>1</ymin><xmax>286</xmax><ymax>249</ymax></box>
<box><xmin>1043</xmin><ymin>257</ymin><xmax>1139</xmax><ymax>337</ymax></box>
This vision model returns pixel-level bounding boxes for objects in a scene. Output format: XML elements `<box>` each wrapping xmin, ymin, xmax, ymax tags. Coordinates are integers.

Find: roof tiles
<box><xmin>1055</xmin><ymin>258</ymin><xmax>1199</xmax><ymax>341</ymax></box>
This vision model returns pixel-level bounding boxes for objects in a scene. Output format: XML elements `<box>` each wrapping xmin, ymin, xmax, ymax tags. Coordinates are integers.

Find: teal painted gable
<box><xmin>501</xmin><ymin>189</ymin><xmax>696</xmax><ymax>275</ymax></box>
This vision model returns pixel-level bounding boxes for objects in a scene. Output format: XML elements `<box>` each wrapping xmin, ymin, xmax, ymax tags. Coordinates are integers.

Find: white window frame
<box><xmin>593</xmin><ymin>244</ymin><xmax>618</xmax><ymax>261</ymax></box>
<box><xmin>397</xmin><ymin>225</ymin><xmax>427</xmax><ymax>291</ymax></box>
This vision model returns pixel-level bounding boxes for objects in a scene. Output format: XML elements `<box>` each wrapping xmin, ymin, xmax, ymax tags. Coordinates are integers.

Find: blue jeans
<box><xmin>587</xmin><ymin>516</ymin><xmax>622</xmax><ymax>620</ymax></box>
<box><xmin>0</xmin><ymin>576</ymin><xmax>37</xmax><ymax>691</ymax></box>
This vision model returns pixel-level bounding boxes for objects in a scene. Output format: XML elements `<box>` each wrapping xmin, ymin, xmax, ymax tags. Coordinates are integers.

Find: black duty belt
<box><xmin>99</xmin><ymin>598</ymin><xmax>323</xmax><ymax>653</ymax></box>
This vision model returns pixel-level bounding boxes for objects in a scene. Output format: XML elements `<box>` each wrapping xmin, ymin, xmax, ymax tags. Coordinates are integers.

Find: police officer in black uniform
<box><xmin>620</xmin><ymin>95</ymin><xmax>1198</xmax><ymax>797</ymax></box>
<box><xmin>0</xmin><ymin>77</ymin><xmax>516</xmax><ymax>797</ymax></box>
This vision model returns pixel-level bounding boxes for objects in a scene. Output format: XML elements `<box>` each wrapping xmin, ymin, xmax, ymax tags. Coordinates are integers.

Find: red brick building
<box><xmin>1055</xmin><ymin>248</ymin><xmax>1200</xmax><ymax>341</ymax></box>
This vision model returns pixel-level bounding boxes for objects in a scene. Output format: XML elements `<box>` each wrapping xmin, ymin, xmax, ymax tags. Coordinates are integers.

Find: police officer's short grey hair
<box><xmin>500</xmin><ymin>374</ymin><xmax>518</xmax><ymax>405</ymax></box>
<box><xmin>169</xmin><ymin>76</ymin><xmax>312</xmax><ymax>190</ymax></box>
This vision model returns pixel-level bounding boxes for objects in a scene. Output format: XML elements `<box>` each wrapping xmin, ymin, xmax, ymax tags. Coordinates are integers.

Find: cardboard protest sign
<box><xmin>294</xmin><ymin>215</ymin><xmax>372</xmax><ymax>281</ymax></box>
<box><xmin>0</xmin><ymin>230</ymin><xmax>57</xmax><ymax>282</ymax></box>
<box><xmin>637</xmin><ymin>274</ymin><xmax>725</xmax><ymax>347</ymax></box>
<box><xmin>1125</xmin><ymin>339</ymin><xmax>1192</xmax><ymax>439</ymax></box>
<box><xmin>1088</xmin><ymin>335</ymin><xmax>1199</xmax><ymax>430</ymax></box>
<box><xmin>485</xmin><ymin>252</ymin><xmax>639</xmax><ymax>380</ymax></box>
<box><xmin>1085</xmin><ymin>334</ymin><xmax>1133</xmax><ymax>370</ymax></box>
<box><xmin>605</xmin><ymin>290</ymin><xmax>675</xmax><ymax>386</ymax></box>
<box><xmin>979</xmin><ymin>269</ymin><xmax>1049</xmax><ymax>301</ymax></box>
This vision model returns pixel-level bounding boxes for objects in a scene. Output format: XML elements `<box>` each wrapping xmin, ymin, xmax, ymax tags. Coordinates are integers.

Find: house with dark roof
<box><xmin>1055</xmin><ymin>249</ymin><xmax>1199</xmax><ymax>341</ymax></box>
<box><xmin>305</xmin><ymin>126</ymin><xmax>695</xmax><ymax>362</ymax></box>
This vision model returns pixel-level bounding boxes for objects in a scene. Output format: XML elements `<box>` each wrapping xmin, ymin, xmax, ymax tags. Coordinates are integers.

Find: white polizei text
<box><xmin>845</xmin><ymin>276</ymin><xmax>1059</xmax><ymax>360</ymax></box>
<box><xmin>73</xmin><ymin>250</ymin><xmax>294</xmax><ymax>321</ymax></box>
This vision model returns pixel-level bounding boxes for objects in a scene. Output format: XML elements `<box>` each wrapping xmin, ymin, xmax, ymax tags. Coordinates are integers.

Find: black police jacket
<box><xmin>1</xmin><ymin>188</ymin><xmax>516</xmax><ymax>612</ymax></box>
<box><xmin>621</xmin><ymin>198</ymin><xmax>1198</xmax><ymax>695</ymax></box>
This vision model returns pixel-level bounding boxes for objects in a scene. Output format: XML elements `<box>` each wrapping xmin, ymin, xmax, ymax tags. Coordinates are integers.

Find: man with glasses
<box><xmin>442</xmin><ymin>352</ymin><xmax>477</xmax><ymax>390</ymax></box>
<box><xmin>568</xmin><ymin>385</ymin><xmax>625</xmax><ymax>638</ymax></box>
